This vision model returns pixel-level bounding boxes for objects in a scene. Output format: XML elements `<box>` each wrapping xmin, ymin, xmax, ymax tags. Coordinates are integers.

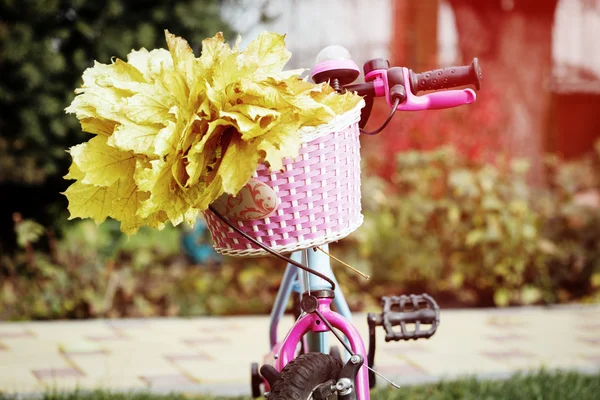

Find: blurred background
<box><xmin>1</xmin><ymin>0</ymin><xmax>599</xmax><ymax>321</ymax></box>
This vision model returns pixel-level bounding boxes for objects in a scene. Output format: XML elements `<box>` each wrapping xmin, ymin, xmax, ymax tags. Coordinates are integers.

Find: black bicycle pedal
<box><xmin>378</xmin><ymin>294</ymin><xmax>440</xmax><ymax>341</ymax></box>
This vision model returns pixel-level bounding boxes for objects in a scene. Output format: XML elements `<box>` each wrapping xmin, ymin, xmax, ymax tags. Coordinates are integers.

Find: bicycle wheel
<box><xmin>269</xmin><ymin>352</ymin><xmax>343</xmax><ymax>399</ymax></box>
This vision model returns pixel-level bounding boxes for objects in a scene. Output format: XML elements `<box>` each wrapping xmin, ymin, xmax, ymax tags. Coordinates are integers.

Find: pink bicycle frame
<box><xmin>255</xmin><ymin>52</ymin><xmax>479</xmax><ymax>399</ymax></box>
<box><xmin>275</xmin><ymin>297</ymin><xmax>370</xmax><ymax>399</ymax></box>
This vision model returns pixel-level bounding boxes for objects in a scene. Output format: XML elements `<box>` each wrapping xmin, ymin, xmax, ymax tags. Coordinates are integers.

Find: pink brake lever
<box><xmin>394</xmin><ymin>68</ymin><xmax>476</xmax><ymax>111</ymax></box>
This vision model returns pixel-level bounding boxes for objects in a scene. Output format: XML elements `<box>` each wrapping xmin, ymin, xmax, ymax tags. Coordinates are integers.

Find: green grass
<box><xmin>370</xmin><ymin>369</ymin><xmax>600</xmax><ymax>399</ymax></box>
<box><xmin>2</xmin><ymin>370</ymin><xmax>600</xmax><ymax>400</ymax></box>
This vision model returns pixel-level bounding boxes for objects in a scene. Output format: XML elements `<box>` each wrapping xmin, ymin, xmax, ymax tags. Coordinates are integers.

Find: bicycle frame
<box><xmin>239</xmin><ymin>47</ymin><xmax>479</xmax><ymax>399</ymax></box>
<box><xmin>275</xmin><ymin>296</ymin><xmax>370</xmax><ymax>399</ymax></box>
<box><xmin>265</xmin><ymin>244</ymin><xmax>370</xmax><ymax>399</ymax></box>
<box><xmin>268</xmin><ymin>246</ymin><xmax>353</xmax><ymax>351</ymax></box>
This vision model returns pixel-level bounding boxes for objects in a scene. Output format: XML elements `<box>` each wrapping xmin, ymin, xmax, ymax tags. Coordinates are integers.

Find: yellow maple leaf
<box><xmin>64</xmin><ymin>177</ymin><xmax>164</xmax><ymax>235</ymax></box>
<box><xmin>257</xmin><ymin>118</ymin><xmax>303</xmax><ymax>172</ymax></box>
<box><xmin>218</xmin><ymin>135</ymin><xmax>262</xmax><ymax>195</ymax></box>
<box><xmin>66</xmin><ymin>88</ymin><xmax>129</xmax><ymax>130</ymax></box>
<box><xmin>79</xmin><ymin>117</ymin><xmax>117</xmax><ymax>137</ymax></box>
<box><xmin>63</xmin><ymin>161</ymin><xmax>85</xmax><ymax>181</ymax></box>
<box><xmin>126</xmin><ymin>48</ymin><xmax>173</xmax><ymax>82</ymax></box>
<box><xmin>69</xmin><ymin>135</ymin><xmax>136</xmax><ymax>187</ymax></box>
<box><xmin>220</xmin><ymin>104</ymin><xmax>281</xmax><ymax>140</ymax></box>
<box><xmin>107</xmin><ymin>122</ymin><xmax>163</xmax><ymax>156</ymax></box>
<box><xmin>63</xmin><ymin>181</ymin><xmax>114</xmax><ymax>225</ymax></box>
<box><xmin>134</xmin><ymin>157</ymin><xmax>203</xmax><ymax>226</ymax></box>
<box><xmin>122</xmin><ymin>91</ymin><xmax>175</xmax><ymax>126</ymax></box>
<box><xmin>193</xmin><ymin>174</ymin><xmax>224</xmax><ymax>211</ymax></box>
<box><xmin>240</xmin><ymin>31</ymin><xmax>291</xmax><ymax>75</ymax></box>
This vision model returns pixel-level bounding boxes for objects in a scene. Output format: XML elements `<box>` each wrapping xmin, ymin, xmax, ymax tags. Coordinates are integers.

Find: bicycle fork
<box><xmin>267</xmin><ymin>248</ymin><xmax>353</xmax><ymax>355</ymax></box>
<box><xmin>260</xmin><ymin>289</ymin><xmax>369</xmax><ymax>400</ymax></box>
<box><xmin>252</xmin><ymin>248</ymin><xmax>441</xmax><ymax>398</ymax></box>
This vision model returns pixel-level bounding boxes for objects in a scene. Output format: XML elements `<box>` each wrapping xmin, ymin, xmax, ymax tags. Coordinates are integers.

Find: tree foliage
<box><xmin>0</xmin><ymin>0</ymin><xmax>234</xmax><ymax>250</ymax></box>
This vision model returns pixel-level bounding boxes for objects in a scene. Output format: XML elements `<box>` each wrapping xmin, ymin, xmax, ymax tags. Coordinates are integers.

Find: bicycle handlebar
<box><xmin>409</xmin><ymin>58</ymin><xmax>482</xmax><ymax>93</ymax></box>
<box><xmin>312</xmin><ymin>46</ymin><xmax>482</xmax><ymax>130</ymax></box>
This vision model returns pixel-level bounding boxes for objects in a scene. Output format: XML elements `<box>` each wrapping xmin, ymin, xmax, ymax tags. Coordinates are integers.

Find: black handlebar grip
<box><xmin>409</xmin><ymin>58</ymin><xmax>482</xmax><ymax>94</ymax></box>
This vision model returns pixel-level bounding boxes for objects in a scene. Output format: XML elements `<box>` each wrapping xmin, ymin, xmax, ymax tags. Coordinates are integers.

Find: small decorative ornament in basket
<box><xmin>204</xmin><ymin>101</ymin><xmax>365</xmax><ymax>257</ymax></box>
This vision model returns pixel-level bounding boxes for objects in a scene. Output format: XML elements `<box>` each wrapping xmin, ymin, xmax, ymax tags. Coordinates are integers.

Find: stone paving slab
<box><xmin>0</xmin><ymin>305</ymin><xmax>599</xmax><ymax>397</ymax></box>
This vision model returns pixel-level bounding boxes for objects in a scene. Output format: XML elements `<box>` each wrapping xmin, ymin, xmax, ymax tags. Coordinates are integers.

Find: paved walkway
<box><xmin>1</xmin><ymin>305</ymin><xmax>599</xmax><ymax>397</ymax></box>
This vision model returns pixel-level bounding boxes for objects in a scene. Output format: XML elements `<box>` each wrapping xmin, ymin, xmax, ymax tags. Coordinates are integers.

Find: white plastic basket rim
<box><xmin>296</xmin><ymin>99</ymin><xmax>365</xmax><ymax>143</ymax></box>
<box><xmin>212</xmin><ymin>214</ymin><xmax>364</xmax><ymax>257</ymax></box>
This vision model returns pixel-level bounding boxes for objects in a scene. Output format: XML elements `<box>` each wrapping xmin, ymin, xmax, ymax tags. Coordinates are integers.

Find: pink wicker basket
<box><xmin>204</xmin><ymin>101</ymin><xmax>364</xmax><ymax>257</ymax></box>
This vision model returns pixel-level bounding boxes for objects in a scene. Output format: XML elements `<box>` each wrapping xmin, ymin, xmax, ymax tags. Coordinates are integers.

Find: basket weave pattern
<box><xmin>204</xmin><ymin>120</ymin><xmax>363</xmax><ymax>257</ymax></box>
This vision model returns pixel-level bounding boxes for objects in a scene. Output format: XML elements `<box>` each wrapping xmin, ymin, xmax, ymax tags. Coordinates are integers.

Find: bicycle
<box><xmin>204</xmin><ymin>45</ymin><xmax>482</xmax><ymax>399</ymax></box>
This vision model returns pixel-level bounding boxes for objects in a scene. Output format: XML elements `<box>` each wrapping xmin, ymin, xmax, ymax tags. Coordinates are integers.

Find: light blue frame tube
<box><xmin>269</xmin><ymin>251</ymin><xmax>302</xmax><ymax>349</ymax></box>
<box><xmin>268</xmin><ymin>244</ymin><xmax>353</xmax><ymax>355</ymax></box>
<box><xmin>304</xmin><ymin>245</ymin><xmax>352</xmax><ymax>320</ymax></box>
<box><xmin>304</xmin><ymin>244</ymin><xmax>352</xmax><ymax>353</ymax></box>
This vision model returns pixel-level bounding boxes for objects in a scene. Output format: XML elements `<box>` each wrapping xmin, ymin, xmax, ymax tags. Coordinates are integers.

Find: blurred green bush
<box><xmin>1</xmin><ymin>143</ymin><xmax>599</xmax><ymax>319</ymax></box>
<box><xmin>0</xmin><ymin>210</ymin><xmax>370</xmax><ymax>320</ymax></box>
<box><xmin>352</xmin><ymin>142</ymin><xmax>600</xmax><ymax>307</ymax></box>
<box><xmin>1</xmin><ymin>218</ymin><xmax>287</xmax><ymax>320</ymax></box>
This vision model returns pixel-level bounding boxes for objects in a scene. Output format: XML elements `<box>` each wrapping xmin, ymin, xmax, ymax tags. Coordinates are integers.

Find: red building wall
<box><xmin>549</xmin><ymin>93</ymin><xmax>600</xmax><ymax>159</ymax></box>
